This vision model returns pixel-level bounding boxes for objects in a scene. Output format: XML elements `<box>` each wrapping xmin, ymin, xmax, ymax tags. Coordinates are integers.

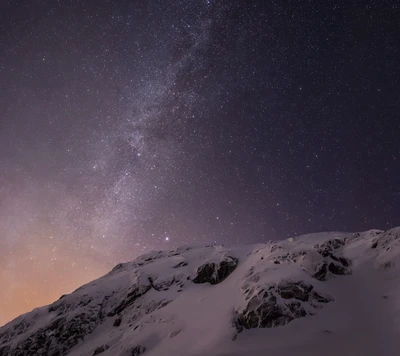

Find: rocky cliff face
<box><xmin>1</xmin><ymin>228</ymin><xmax>400</xmax><ymax>356</ymax></box>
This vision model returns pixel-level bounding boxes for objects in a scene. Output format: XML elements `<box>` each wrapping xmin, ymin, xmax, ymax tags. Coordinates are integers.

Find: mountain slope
<box><xmin>1</xmin><ymin>228</ymin><xmax>400</xmax><ymax>356</ymax></box>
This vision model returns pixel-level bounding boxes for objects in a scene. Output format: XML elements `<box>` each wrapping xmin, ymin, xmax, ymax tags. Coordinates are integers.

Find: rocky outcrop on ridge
<box><xmin>2</xmin><ymin>228</ymin><xmax>400</xmax><ymax>356</ymax></box>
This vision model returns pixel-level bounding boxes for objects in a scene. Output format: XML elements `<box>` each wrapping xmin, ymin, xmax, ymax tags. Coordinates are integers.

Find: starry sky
<box><xmin>0</xmin><ymin>0</ymin><xmax>399</xmax><ymax>326</ymax></box>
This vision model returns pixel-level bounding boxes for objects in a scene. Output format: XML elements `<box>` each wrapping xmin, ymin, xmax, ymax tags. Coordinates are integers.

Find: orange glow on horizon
<box><xmin>0</xmin><ymin>237</ymin><xmax>111</xmax><ymax>327</ymax></box>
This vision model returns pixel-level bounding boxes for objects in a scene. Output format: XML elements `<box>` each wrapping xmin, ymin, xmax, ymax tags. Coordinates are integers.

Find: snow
<box><xmin>1</xmin><ymin>228</ymin><xmax>400</xmax><ymax>355</ymax></box>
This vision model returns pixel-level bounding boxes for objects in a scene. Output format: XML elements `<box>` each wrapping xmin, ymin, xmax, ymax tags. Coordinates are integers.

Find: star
<box><xmin>0</xmin><ymin>0</ymin><xmax>398</xmax><ymax>327</ymax></box>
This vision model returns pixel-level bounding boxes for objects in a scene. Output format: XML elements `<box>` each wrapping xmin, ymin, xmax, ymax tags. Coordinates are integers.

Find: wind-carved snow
<box><xmin>1</xmin><ymin>229</ymin><xmax>400</xmax><ymax>355</ymax></box>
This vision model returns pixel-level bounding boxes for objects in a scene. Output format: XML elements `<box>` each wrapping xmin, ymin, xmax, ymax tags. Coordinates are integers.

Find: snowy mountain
<box><xmin>1</xmin><ymin>228</ymin><xmax>400</xmax><ymax>356</ymax></box>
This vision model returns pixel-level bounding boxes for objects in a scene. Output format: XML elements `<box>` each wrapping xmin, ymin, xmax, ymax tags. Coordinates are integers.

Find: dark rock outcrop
<box><xmin>239</xmin><ymin>291</ymin><xmax>305</xmax><ymax>329</ymax></box>
<box><xmin>328</xmin><ymin>263</ymin><xmax>348</xmax><ymax>275</ymax></box>
<box><xmin>193</xmin><ymin>256</ymin><xmax>238</xmax><ymax>285</ymax></box>
<box><xmin>270</xmin><ymin>244</ymin><xmax>282</xmax><ymax>253</ymax></box>
<box><xmin>238</xmin><ymin>280</ymin><xmax>333</xmax><ymax>330</ymax></box>
<box><xmin>131</xmin><ymin>345</ymin><xmax>146</xmax><ymax>356</ymax></box>
<box><xmin>272</xmin><ymin>251</ymin><xmax>307</xmax><ymax>264</ymax></box>
<box><xmin>109</xmin><ymin>284</ymin><xmax>151</xmax><ymax>316</ymax></box>
<box><xmin>319</xmin><ymin>238</ymin><xmax>346</xmax><ymax>251</ymax></box>
<box><xmin>4</xmin><ymin>233</ymin><xmax>391</xmax><ymax>356</ymax></box>
<box><xmin>93</xmin><ymin>345</ymin><xmax>109</xmax><ymax>355</ymax></box>
<box><xmin>370</xmin><ymin>228</ymin><xmax>400</xmax><ymax>270</ymax></box>
<box><xmin>0</xmin><ymin>345</ymin><xmax>10</xmax><ymax>356</ymax></box>
<box><xmin>0</xmin><ymin>318</ymin><xmax>33</xmax><ymax>346</ymax></box>
<box><xmin>192</xmin><ymin>263</ymin><xmax>215</xmax><ymax>284</ymax></box>
<box><xmin>301</xmin><ymin>238</ymin><xmax>352</xmax><ymax>280</ymax></box>
<box><xmin>313</xmin><ymin>262</ymin><xmax>328</xmax><ymax>281</ymax></box>
<box><xmin>173</xmin><ymin>261</ymin><xmax>188</xmax><ymax>268</ymax></box>
<box><xmin>278</xmin><ymin>280</ymin><xmax>313</xmax><ymax>302</ymax></box>
<box><xmin>7</xmin><ymin>312</ymin><xmax>98</xmax><ymax>356</ymax></box>
<box><xmin>310</xmin><ymin>290</ymin><xmax>332</xmax><ymax>303</ymax></box>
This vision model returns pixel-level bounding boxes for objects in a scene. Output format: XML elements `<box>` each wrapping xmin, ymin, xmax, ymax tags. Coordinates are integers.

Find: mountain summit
<box><xmin>1</xmin><ymin>228</ymin><xmax>400</xmax><ymax>356</ymax></box>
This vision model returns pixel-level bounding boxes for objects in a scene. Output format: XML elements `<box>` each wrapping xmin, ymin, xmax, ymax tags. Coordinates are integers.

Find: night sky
<box><xmin>0</xmin><ymin>0</ymin><xmax>399</xmax><ymax>325</ymax></box>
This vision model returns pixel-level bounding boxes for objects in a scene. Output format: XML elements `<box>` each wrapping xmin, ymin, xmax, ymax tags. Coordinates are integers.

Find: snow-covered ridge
<box><xmin>1</xmin><ymin>228</ymin><xmax>400</xmax><ymax>356</ymax></box>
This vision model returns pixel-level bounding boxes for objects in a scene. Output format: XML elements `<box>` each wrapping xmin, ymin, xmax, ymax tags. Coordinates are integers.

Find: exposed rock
<box><xmin>278</xmin><ymin>280</ymin><xmax>313</xmax><ymax>302</ymax></box>
<box><xmin>377</xmin><ymin>261</ymin><xmax>394</xmax><ymax>270</ymax></box>
<box><xmin>193</xmin><ymin>256</ymin><xmax>238</xmax><ymax>285</ymax></box>
<box><xmin>113</xmin><ymin>318</ymin><xmax>122</xmax><ymax>327</ymax></box>
<box><xmin>0</xmin><ymin>345</ymin><xmax>10</xmax><ymax>356</ymax></box>
<box><xmin>169</xmin><ymin>329</ymin><xmax>182</xmax><ymax>338</ymax></box>
<box><xmin>352</xmin><ymin>232</ymin><xmax>360</xmax><ymax>239</ymax></box>
<box><xmin>131</xmin><ymin>345</ymin><xmax>146</xmax><ymax>356</ymax></box>
<box><xmin>273</xmin><ymin>251</ymin><xmax>306</xmax><ymax>264</ymax></box>
<box><xmin>136</xmin><ymin>251</ymin><xmax>167</xmax><ymax>265</ymax></box>
<box><xmin>143</xmin><ymin>299</ymin><xmax>171</xmax><ymax>314</ymax></box>
<box><xmin>8</xmin><ymin>312</ymin><xmax>98</xmax><ymax>356</ymax></box>
<box><xmin>313</xmin><ymin>262</ymin><xmax>328</xmax><ymax>281</ymax></box>
<box><xmin>300</xmin><ymin>240</ymin><xmax>352</xmax><ymax>281</ymax></box>
<box><xmin>232</xmin><ymin>316</ymin><xmax>244</xmax><ymax>334</ymax></box>
<box><xmin>310</xmin><ymin>290</ymin><xmax>333</xmax><ymax>303</ymax></box>
<box><xmin>238</xmin><ymin>292</ymin><xmax>305</xmax><ymax>329</ymax></box>
<box><xmin>217</xmin><ymin>257</ymin><xmax>239</xmax><ymax>282</ymax></box>
<box><xmin>270</xmin><ymin>244</ymin><xmax>282</xmax><ymax>253</ymax></box>
<box><xmin>0</xmin><ymin>318</ymin><xmax>32</xmax><ymax>345</ymax></box>
<box><xmin>110</xmin><ymin>263</ymin><xmax>125</xmax><ymax>274</ymax></box>
<box><xmin>192</xmin><ymin>263</ymin><xmax>215</xmax><ymax>284</ymax></box>
<box><xmin>109</xmin><ymin>284</ymin><xmax>152</xmax><ymax>316</ymax></box>
<box><xmin>148</xmin><ymin>275</ymin><xmax>177</xmax><ymax>291</ymax></box>
<box><xmin>370</xmin><ymin>229</ymin><xmax>400</xmax><ymax>270</ymax></box>
<box><xmin>3</xmin><ymin>230</ymin><xmax>398</xmax><ymax>356</ymax></box>
<box><xmin>319</xmin><ymin>238</ymin><xmax>345</xmax><ymax>250</ymax></box>
<box><xmin>173</xmin><ymin>261</ymin><xmax>188</xmax><ymax>268</ymax></box>
<box><xmin>93</xmin><ymin>345</ymin><xmax>109</xmax><ymax>355</ymax></box>
<box><xmin>238</xmin><ymin>280</ymin><xmax>333</xmax><ymax>330</ymax></box>
<box><xmin>328</xmin><ymin>263</ymin><xmax>348</xmax><ymax>275</ymax></box>
<box><xmin>339</xmin><ymin>257</ymin><xmax>350</xmax><ymax>267</ymax></box>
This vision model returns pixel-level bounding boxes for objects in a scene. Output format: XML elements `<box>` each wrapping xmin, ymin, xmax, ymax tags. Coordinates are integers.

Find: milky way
<box><xmin>0</xmin><ymin>0</ymin><xmax>399</xmax><ymax>325</ymax></box>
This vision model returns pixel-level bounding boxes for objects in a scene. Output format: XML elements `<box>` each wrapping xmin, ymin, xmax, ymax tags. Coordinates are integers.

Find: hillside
<box><xmin>1</xmin><ymin>228</ymin><xmax>400</xmax><ymax>356</ymax></box>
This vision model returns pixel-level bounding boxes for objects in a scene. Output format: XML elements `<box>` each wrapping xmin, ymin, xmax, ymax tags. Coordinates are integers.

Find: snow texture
<box><xmin>1</xmin><ymin>228</ymin><xmax>400</xmax><ymax>355</ymax></box>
